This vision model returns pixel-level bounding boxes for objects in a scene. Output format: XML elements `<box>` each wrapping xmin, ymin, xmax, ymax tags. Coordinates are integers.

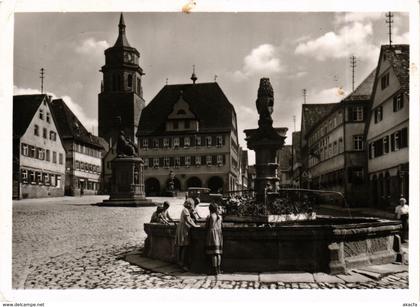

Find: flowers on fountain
<box><xmin>220</xmin><ymin>192</ymin><xmax>315</xmax><ymax>216</ymax></box>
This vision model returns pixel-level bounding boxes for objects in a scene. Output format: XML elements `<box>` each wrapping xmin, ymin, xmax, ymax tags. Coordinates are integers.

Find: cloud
<box><xmin>75</xmin><ymin>38</ymin><xmax>110</xmax><ymax>56</ymax></box>
<box><xmin>13</xmin><ymin>85</ymin><xmax>98</xmax><ymax>134</ymax></box>
<box><xmin>233</xmin><ymin>44</ymin><xmax>284</xmax><ymax>80</ymax></box>
<box><xmin>287</xmin><ymin>71</ymin><xmax>308</xmax><ymax>79</ymax></box>
<box><xmin>305</xmin><ymin>87</ymin><xmax>348</xmax><ymax>104</ymax></box>
<box><xmin>334</xmin><ymin>12</ymin><xmax>383</xmax><ymax>24</ymax></box>
<box><xmin>295</xmin><ymin>22</ymin><xmax>378</xmax><ymax>62</ymax></box>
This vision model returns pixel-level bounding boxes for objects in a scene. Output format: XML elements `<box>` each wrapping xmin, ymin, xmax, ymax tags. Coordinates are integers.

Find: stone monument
<box><xmin>244</xmin><ymin>78</ymin><xmax>287</xmax><ymax>202</ymax></box>
<box><xmin>101</xmin><ymin>131</ymin><xmax>155</xmax><ymax>206</ymax></box>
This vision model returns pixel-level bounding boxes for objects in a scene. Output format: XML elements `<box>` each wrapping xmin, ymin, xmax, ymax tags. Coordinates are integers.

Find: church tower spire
<box><xmin>98</xmin><ymin>13</ymin><xmax>145</xmax><ymax>149</ymax></box>
<box><xmin>114</xmin><ymin>12</ymin><xmax>131</xmax><ymax>47</ymax></box>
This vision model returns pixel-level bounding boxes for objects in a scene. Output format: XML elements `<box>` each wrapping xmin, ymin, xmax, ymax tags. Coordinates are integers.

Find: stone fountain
<box><xmin>140</xmin><ymin>78</ymin><xmax>403</xmax><ymax>274</ymax></box>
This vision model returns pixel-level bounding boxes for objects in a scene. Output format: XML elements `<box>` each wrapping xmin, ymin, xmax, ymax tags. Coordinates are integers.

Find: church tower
<box><xmin>98</xmin><ymin>13</ymin><xmax>145</xmax><ymax>147</ymax></box>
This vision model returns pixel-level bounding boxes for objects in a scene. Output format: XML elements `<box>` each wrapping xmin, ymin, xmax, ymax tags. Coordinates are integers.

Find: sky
<box><xmin>13</xmin><ymin>12</ymin><xmax>409</xmax><ymax>163</ymax></box>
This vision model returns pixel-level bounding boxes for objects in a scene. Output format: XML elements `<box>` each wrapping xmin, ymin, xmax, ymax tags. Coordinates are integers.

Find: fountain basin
<box><xmin>143</xmin><ymin>216</ymin><xmax>402</xmax><ymax>274</ymax></box>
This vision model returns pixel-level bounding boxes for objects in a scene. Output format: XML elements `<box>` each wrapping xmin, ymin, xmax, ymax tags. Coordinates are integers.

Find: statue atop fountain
<box><xmin>244</xmin><ymin>78</ymin><xmax>288</xmax><ymax>202</ymax></box>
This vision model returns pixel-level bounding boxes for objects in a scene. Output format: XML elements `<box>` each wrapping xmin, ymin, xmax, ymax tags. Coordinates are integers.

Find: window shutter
<box><xmin>393</xmin><ymin>97</ymin><xmax>397</xmax><ymax>112</ymax></box>
<box><xmin>401</xmin><ymin>128</ymin><xmax>408</xmax><ymax>148</ymax></box>
<box><xmin>390</xmin><ymin>133</ymin><xmax>395</xmax><ymax>151</ymax></box>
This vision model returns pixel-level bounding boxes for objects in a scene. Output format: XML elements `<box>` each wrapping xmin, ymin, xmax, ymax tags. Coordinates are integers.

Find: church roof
<box><xmin>13</xmin><ymin>94</ymin><xmax>48</xmax><ymax>139</ymax></box>
<box><xmin>50</xmin><ymin>99</ymin><xmax>103</xmax><ymax>149</ymax></box>
<box><xmin>138</xmin><ymin>82</ymin><xmax>236</xmax><ymax>136</ymax></box>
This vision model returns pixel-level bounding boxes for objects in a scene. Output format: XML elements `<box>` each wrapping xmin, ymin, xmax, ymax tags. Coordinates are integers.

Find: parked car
<box><xmin>186</xmin><ymin>187</ymin><xmax>222</xmax><ymax>204</ymax></box>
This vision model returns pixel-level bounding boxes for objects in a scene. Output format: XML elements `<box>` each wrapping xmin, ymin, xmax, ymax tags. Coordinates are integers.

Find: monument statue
<box><xmin>116</xmin><ymin>130</ymin><xmax>138</xmax><ymax>157</ymax></box>
<box><xmin>256</xmin><ymin>78</ymin><xmax>274</xmax><ymax>129</ymax></box>
<box><xmin>244</xmin><ymin>77</ymin><xmax>287</xmax><ymax>200</ymax></box>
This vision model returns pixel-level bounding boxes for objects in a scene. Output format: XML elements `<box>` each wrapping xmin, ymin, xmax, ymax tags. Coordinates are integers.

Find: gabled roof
<box><xmin>50</xmin><ymin>99</ymin><xmax>103</xmax><ymax>149</ymax></box>
<box><xmin>13</xmin><ymin>94</ymin><xmax>48</xmax><ymax>139</ymax></box>
<box><xmin>381</xmin><ymin>44</ymin><xmax>409</xmax><ymax>94</ymax></box>
<box><xmin>343</xmin><ymin>68</ymin><xmax>376</xmax><ymax>101</ymax></box>
<box><xmin>138</xmin><ymin>82</ymin><xmax>236</xmax><ymax>136</ymax></box>
<box><xmin>301</xmin><ymin>103</ymin><xmax>338</xmax><ymax>140</ymax></box>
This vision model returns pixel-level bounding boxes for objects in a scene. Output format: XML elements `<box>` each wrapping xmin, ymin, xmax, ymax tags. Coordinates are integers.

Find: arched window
<box><xmin>127</xmin><ymin>74</ymin><xmax>132</xmax><ymax>89</ymax></box>
<box><xmin>177</xmin><ymin>109</ymin><xmax>186</xmax><ymax>115</ymax></box>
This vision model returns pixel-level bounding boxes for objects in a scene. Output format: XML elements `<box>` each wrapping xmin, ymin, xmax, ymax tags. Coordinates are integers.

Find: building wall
<box><xmin>139</xmin><ymin>131</ymin><xmax>237</xmax><ymax>195</ymax></box>
<box><xmin>366</xmin><ymin>51</ymin><xmax>409</xmax><ymax>208</ymax></box>
<box><xmin>17</xmin><ymin>101</ymin><xmax>66</xmax><ymax>199</ymax></box>
<box><xmin>66</xmin><ymin>143</ymin><xmax>102</xmax><ymax>196</ymax></box>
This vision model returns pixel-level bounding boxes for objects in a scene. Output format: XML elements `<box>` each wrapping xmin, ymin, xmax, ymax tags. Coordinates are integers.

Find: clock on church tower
<box><xmin>98</xmin><ymin>13</ymin><xmax>145</xmax><ymax>148</ymax></box>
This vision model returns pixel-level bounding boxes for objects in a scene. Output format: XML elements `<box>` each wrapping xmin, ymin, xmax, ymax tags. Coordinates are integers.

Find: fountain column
<box><xmin>244</xmin><ymin>78</ymin><xmax>287</xmax><ymax>201</ymax></box>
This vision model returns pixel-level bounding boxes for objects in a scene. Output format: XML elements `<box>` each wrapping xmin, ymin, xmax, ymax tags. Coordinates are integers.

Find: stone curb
<box><xmin>124</xmin><ymin>253</ymin><xmax>407</xmax><ymax>284</ymax></box>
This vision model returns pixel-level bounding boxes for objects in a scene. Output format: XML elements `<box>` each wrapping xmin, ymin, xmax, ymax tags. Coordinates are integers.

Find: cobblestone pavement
<box><xmin>13</xmin><ymin>196</ymin><xmax>409</xmax><ymax>289</ymax></box>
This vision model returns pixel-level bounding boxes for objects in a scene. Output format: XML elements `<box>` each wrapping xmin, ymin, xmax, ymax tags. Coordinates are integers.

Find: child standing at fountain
<box><xmin>205</xmin><ymin>202</ymin><xmax>223</xmax><ymax>275</ymax></box>
<box><xmin>175</xmin><ymin>198</ymin><xmax>199</xmax><ymax>270</ymax></box>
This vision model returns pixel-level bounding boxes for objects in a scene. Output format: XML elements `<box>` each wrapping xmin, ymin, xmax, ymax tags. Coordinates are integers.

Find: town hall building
<box><xmin>137</xmin><ymin>80</ymin><xmax>240</xmax><ymax>195</ymax></box>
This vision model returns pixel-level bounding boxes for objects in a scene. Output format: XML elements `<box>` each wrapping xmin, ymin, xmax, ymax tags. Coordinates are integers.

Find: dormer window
<box><xmin>216</xmin><ymin>136</ymin><xmax>223</xmax><ymax>147</ymax></box>
<box><xmin>185</xmin><ymin>120</ymin><xmax>190</xmax><ymax>129</ymax></box>
<box><xmin>142</xmin><ymin>138</ymin><xmax>148</xmax><ymax>148</ymax></box>
<box><xmin>153</xmin><ymin>138</ymin><xmax>159</xmax><ymax>148</ymax></box>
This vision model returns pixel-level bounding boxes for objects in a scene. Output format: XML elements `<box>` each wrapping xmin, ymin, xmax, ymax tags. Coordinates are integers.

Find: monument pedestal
<box><xmin>100</xmin><ymin>156</ymin><xmax>156</xmax><ymax>207</ymax></box>
<box><xmin>245</xmin><ymin>127</ymin><xmax>287</xmax><ymax>201</ymax></box>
